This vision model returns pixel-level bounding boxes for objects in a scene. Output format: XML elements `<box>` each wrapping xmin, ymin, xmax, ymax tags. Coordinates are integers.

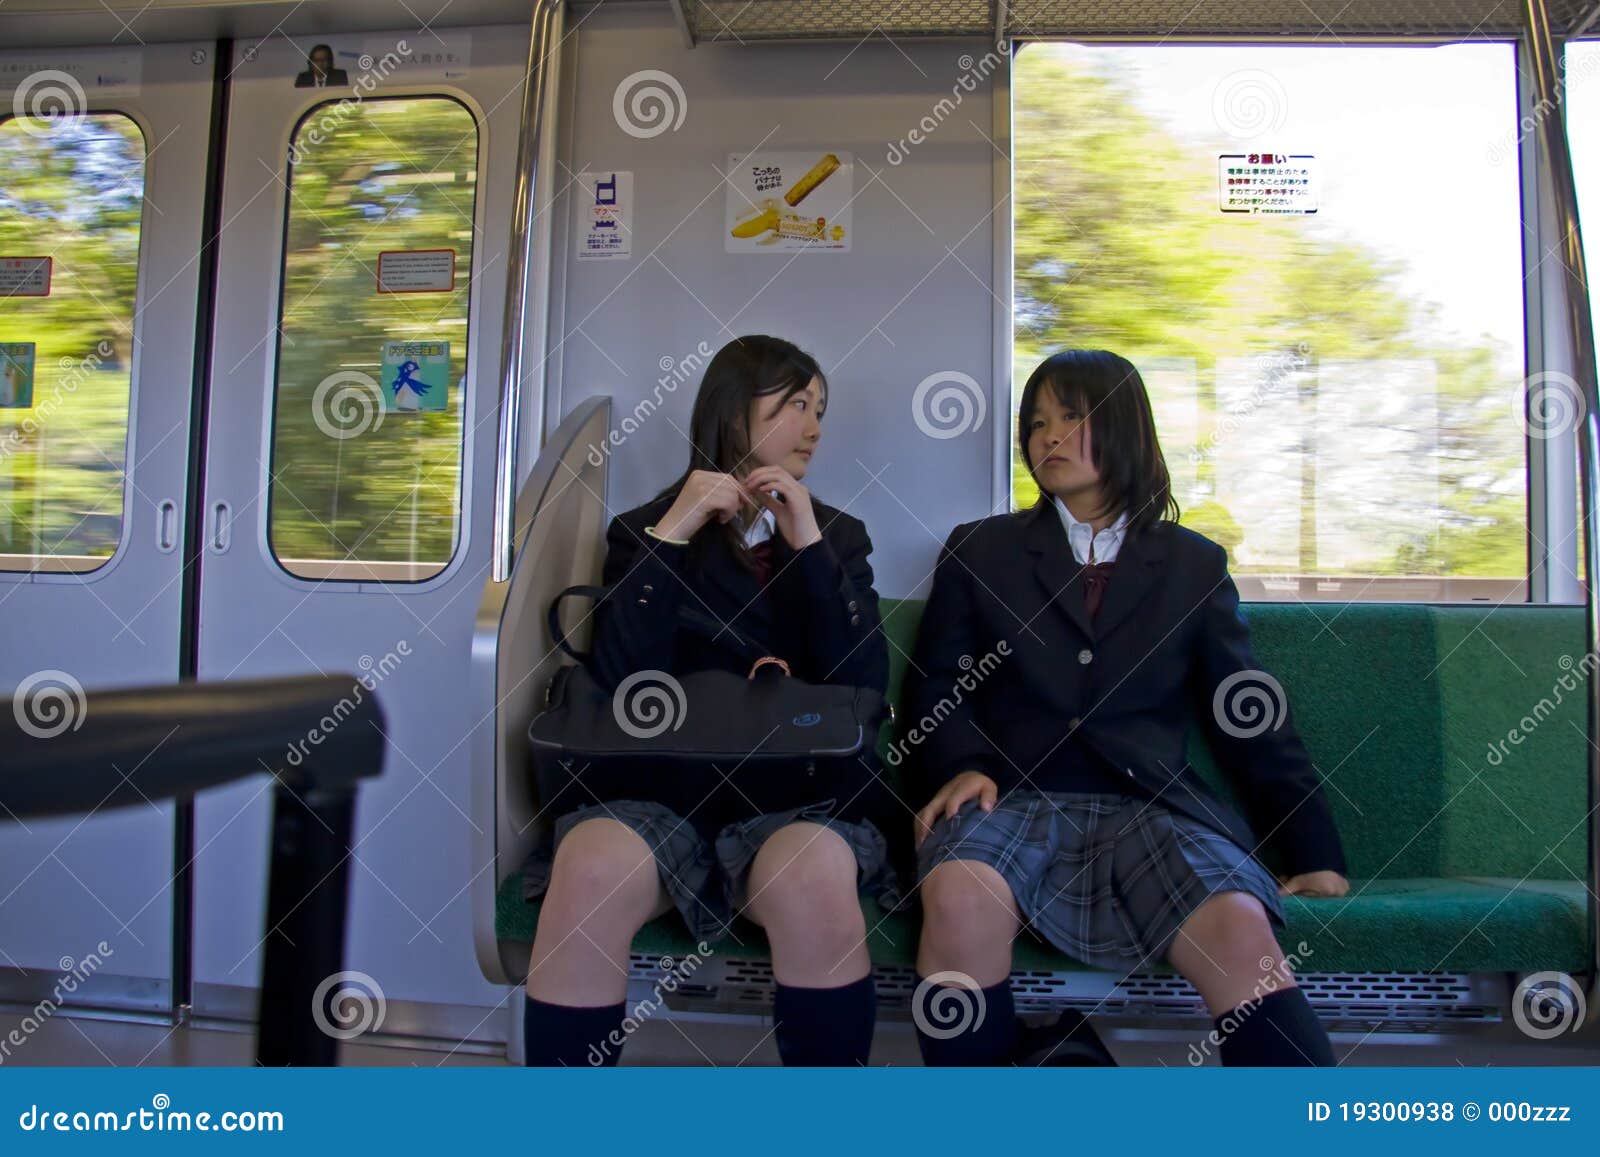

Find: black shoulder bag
<box><xmin>527</xmin><ymin>585</ymin><xmax>890</xmax><ymax>827</ymax></box>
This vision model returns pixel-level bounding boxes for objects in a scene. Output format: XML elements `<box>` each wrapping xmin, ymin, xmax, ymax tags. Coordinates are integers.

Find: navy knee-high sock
<box><xmin>522</xmin><ymin>995</ymin><xmax>627</xmax><ymax>1067</ymax></box>
<box><xmin>914</xmin><ymin>976</ymin><xmax>1019</xmax><ymax>1066</ymax></box>
<box><xmin>772</xmin><ymin>975</ymin><xmax>876</xmax><ymax>1066</ymax></box>
<box><xmin>1216</xmin><ymin>986</ymin><xmax>1334</xmax><ymax>1066</ymax></box>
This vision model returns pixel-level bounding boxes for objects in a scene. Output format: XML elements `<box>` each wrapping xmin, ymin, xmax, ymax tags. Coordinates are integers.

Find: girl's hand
<box><xmin>914</xmin><ymin>770</ymin><xmax>999</xmax><ymax>850</ymax></box>
<box><xmin>743</xmin><ymin>465</ymin><xmax>822</xmax><ymax>550</ymax></box>
<box><xmin>1278</xmin><ymin>870</ymin><xmax>1349</xmax><ymax>898</ymax></box>
<box><xmin>655</xmin><ymin>470</ymin><xmax>757</xmax><ymax>542</ymax></box>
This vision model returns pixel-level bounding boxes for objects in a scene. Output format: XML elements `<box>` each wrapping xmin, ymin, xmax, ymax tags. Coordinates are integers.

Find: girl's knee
<box><xmin>919</xmin><ymin>861</ymin><xmax>1018</xmax><ymax>939</ymax></box>
<box><xmin>546</xmin><ymin>818</ymin><xmax>661</xmax><ymax>915</ymax></box>
<box><xmin>746</xmin><ymin>824</ymin><xmax>862</xmax><ymax>929</ymax></box>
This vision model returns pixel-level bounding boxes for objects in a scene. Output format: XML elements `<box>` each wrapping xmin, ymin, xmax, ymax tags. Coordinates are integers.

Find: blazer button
<box><xmin>1068</xmin><ymin>716</ymin><xmax>1081</xmax><ymax>729</ymax></box>
<box><xmin>642</xmin><ymin>584</ymin><xmax>654</xmax><ymax>594</ymax></box>
<box><xmin>637</xmin><ymin>597</ymin><xmax>649</xmax><ymax>605</ymax></box>
<box><xmin>1124</xmin><ymin>767</ymin><xmax>1135</xmax><ymax>777</ymax></box>
<box><xmin>1077</xmin><ymin>648</ymin><xmax>1093</xmax><ymax>665</ymax></box>
<box><xmin>849</xmin><ymin>614</ymin><xmax>861</xmax><ymax>627</ymax></box>
<box><xmin>847</xmin><ymin>600</ymin><xmax>858</xmax><ymax>612</ymax></box>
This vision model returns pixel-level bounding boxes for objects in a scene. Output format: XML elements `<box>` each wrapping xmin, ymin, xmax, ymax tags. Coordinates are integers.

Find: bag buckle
<box><xmin>748</xmin><ymin>655</ymin><xmax>790</xmax><ymax>680</ymax></box>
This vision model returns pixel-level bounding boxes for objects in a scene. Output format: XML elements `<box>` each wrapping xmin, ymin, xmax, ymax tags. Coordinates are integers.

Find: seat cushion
<box><xmin>493</xmin><ymin>873</ymin><xmax>1588</xmax><ymax>975</ymax></box>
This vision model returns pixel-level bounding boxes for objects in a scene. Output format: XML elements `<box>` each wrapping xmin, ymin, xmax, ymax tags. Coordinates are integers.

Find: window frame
<box><xmin>998</xmin><ymin>37</ymin><xmax>1564</xmax><ymax>604</ymax></box>
<box><xmin>0</xmin><ymin>107</ymin><xmax>152</xmax><ymax>577</ymax></box>
<box><xmin>262</xmin><ymin>90</ymin><xmax>482</xmax><ymax>587</ymax></box>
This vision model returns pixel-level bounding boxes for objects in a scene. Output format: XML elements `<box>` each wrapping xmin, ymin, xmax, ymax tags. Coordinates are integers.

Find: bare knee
<box><xmin>1168</xmin><ymin>890</ymin><xmax>1290</xmax><ymax>1015</ymax></box>
<box><xmin>744</xmin><ymin>823</ymin><xmax>861</xmax><ymax>931</ymax></box>
<box><xmin>916</xmin><ymin>861</ymin><xmax>1019</xmax><ymax>986</ymax></box>
<box><xmin>543</xmin><ymin>818</ymin><xmax>664</xmax><ymax>927</ymax></box>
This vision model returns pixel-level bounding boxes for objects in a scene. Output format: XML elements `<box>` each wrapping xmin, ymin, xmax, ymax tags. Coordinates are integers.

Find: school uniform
<box><xmin>522</xmin><ymin>489</ymin><xmax>899</xmax><ymax>943</ymax></box>
<box><xmin>906</xmin><ymin>498</ymin><xmax>1347</xmax><ymax>971</ymax></box>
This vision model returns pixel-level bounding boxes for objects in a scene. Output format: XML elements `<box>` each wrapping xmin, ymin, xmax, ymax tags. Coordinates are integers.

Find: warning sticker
<box><xmin>381</xmin><ymin>340</ymin><xmax>450</xmax><ymax>411</ymax></box>
<box><xmin>1</xmin><ymin>342</ymin><xmax>35</xmax><ymax>408</ymax></box>
<box><xmin>0</xmin><ymin>258</ymin><xmax>52</xmax><ymax>297</ymax></box>
<box><xmin>377</xmin><ymin>249</ymin><xmax>455</xmax><ymax>294</ymax></box>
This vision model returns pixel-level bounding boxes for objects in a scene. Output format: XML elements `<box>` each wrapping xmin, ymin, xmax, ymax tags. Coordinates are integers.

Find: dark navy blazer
<box><xmin>589</xmin><ymin>490</ymin><xmax>888</xmax><ymax>695</ymax></box>
<box><xmin>903</xmin><ymin>503</ymin><xmax>1346</xmax><ymax>878</ymax></box>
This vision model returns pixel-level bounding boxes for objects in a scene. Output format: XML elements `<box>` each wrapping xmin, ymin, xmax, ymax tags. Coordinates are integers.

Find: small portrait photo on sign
<box><xmin>0</xmin><ymin>342</ymin><xmax>36</xmax><ymax>409</ymax></box>
<box><xmin>295</xmin><ymin>43</ymin><xmax>350</xmax><ymax>89</ymax></box>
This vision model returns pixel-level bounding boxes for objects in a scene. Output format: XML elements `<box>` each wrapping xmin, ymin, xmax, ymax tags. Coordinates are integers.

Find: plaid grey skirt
<box><xmin>917</xmin><ymin>791</ymin><xmax>1284</xmax><ymax>971</ymax></box>
<box><xmin>523</xmin><ymin>799</ymin><xmax>903</xmax><ymax>944</ymax></box>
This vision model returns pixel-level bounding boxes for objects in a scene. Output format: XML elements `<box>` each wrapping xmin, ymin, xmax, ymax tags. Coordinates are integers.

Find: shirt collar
<box><xmin>740</xmin><ymin>507</ymin><xmax>777</xmax><ymax>549</ymax></box>
<box><xmin>1052</xmin><ymin>496</ymin><xmax>1130</xmax><ymax>565</ymax></box>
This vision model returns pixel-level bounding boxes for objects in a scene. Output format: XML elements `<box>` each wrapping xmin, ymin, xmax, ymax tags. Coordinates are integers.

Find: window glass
<box><xmin>269</xmin><ymin>96</ymin><xmax>477</xmax><ymax>581</ymax></box>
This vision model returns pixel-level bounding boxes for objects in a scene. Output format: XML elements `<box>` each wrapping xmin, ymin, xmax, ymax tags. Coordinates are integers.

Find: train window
<box><xmin>268</xmin><ymin>96</ymin><xmax>477</xmax><ymax>582</ymax></box>
<box><xmin>0</xmin><ymin>113</ymin><xmax>145</xmax><ymax>574</ymax></box>
<box><xmin>1013</xmin><ymin>44</ymin><xmax>1526</xmax><ymax>602</ymax></box>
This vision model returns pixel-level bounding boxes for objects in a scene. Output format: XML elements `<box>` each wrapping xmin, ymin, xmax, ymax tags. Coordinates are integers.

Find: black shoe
<box><xmin>1013</xmin><ymin>1010</ymin><xmax>1117</xmax><ymax>1067</ymax></box>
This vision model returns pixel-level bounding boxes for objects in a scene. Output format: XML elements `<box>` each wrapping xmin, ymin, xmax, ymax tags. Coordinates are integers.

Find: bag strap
<box><xmin>547</xmin><ymin>585</ymin><xmax>609</xmax><ymax>664</ymax></box>
<box><xmin>547</xmin><ymin>585</ymin><xmax>770</xmax><ymax>668</ymax></box>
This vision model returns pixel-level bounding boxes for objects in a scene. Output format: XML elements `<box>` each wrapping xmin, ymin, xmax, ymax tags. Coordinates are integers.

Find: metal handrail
<box><xmin>492</xmin><ymin>0</ymin><xmax>564</xmax><ymax>584</ymax></box>
<box><xmin>1523</xmin><ymin>0</ymin><xmax>1600</xmax><ymax>1013</ymax></box>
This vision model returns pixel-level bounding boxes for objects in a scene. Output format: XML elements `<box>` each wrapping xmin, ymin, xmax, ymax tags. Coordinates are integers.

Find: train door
<box><xmin>191</xmin><ymin>28</ymin><xmax>532</xmax><ymax>1027</ymax></box>
<box><xmin>0</xmin><ymin>44</ymin><xmax>215</xmax><ymax>1008</ymax></box>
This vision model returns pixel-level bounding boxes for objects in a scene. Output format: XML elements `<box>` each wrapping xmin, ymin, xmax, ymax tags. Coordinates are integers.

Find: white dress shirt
<box><xmin>1053</xmin><ymin>496</ymin><xmax>1130</xmax><ymax>565</ymax></box>
<box><xmin>740</xmin><ymin>506</ymin><xmax>777</xmax><ymax>549</ymax></box>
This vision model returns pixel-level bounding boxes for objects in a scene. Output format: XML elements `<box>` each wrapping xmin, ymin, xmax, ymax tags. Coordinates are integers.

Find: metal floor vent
<box><xmin>629</xmin><ymin>954</ymin><xmax>1500</xmax><ymax>1030</ymax></box>
<box><xmin>679</xmin><ymin>0</ymin><xmax>1600</xmax><ymax>43</ymax></box>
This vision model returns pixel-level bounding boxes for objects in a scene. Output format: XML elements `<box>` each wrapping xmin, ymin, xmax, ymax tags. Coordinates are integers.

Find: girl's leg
<box><xmin>1165</xmin><ymin>890</ymin><xmax>1334</xmax><ymax>1066</ymax></box>
<box><xmin>914</xmin><ymin>860</ymin><xmax>1024</xmax><ymax>1065</ymax></box>
<box><xmin>523</xmin><ymin>818</ymin><xmax>672</xmax><ymax>1066</ymax></box>
<box><xmin>742</xmin><ymin>822</ymin><xmax>875</xmax><ymax>1065</ymax></box>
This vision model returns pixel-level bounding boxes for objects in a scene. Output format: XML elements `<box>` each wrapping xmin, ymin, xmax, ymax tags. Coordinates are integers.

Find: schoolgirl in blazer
<box><xmin>906</xmin><ymin>349</ymin><xmax>1349</xmax><ymax>1068</ymax></box>
<box><xmin>520</xmin><ymin>335</ymin><xmax>893</xmax><ymax>1068</ymax></box>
